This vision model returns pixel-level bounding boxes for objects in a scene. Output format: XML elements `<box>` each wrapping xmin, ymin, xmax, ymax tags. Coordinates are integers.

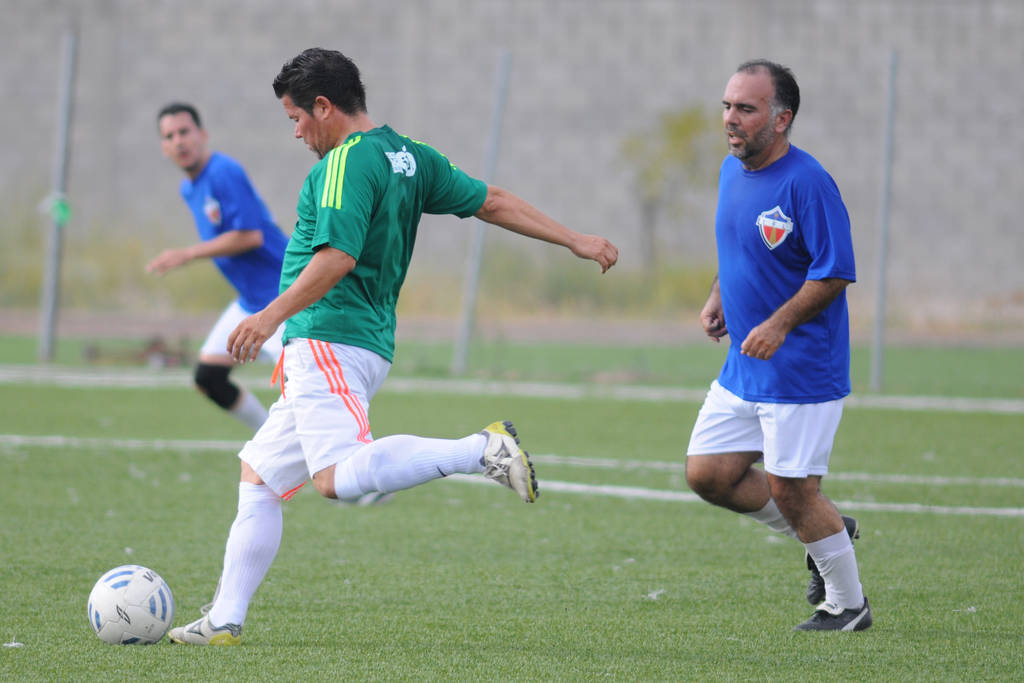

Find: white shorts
<box><xmin>199</xmin><ymin>300</ymin><xmax>285</xmax><ymax>361</ymax></box>
<box><xmin>238</xmin><ymin>338</ymin><xmax>391</xmax><ymax>499</ymax></box>
<box><xmin>686</xmin><ymin>380</ymin><xmax>844</xmax><ymax>478</ymax></box>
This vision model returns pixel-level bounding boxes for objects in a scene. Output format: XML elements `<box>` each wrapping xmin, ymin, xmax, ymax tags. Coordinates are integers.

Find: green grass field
<box><xmin>1</xmin><ymin>338</ymin><xmax>1022</xmax><ymax>680</ymax></box>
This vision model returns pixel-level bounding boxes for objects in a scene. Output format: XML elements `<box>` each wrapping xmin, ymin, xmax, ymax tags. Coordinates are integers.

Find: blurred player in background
<box><xmin>149</xmin><ymin>103</ymin><xmax>289</xmax><ymax>430</ymax></box>
<box><xmin>168</xmin><ymin>48</ymin><xmax>618</xmax><ymax>645</ymax></box>
<box><xmin>684</xmin><ymin>60</ymin><xmax>870</xmax><ymax>631</ymax></box>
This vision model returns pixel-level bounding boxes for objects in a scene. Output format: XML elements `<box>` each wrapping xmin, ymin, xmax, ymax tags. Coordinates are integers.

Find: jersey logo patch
<box><xmin>756</xmin><ymin>206</ymin><xmax>793</xmax><ymax>250</ymax></box>
<box><xmin>385</xmin><ymin>146</ymin><xmax>417</xmax><ymax>177</ymax></box>
<box><xmin>204</xmin><ymin>196</ymin><xmax>222</xmax><ymax>225</ymax></box>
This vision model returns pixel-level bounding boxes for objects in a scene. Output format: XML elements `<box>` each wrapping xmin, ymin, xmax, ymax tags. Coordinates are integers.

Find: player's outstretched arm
<box><xmin>474</xmin><ymin>185</ymin><xmax>618</xmax><ymax>273</ymax></box>
<box><xmin>146</xmin><ymin>229</ymin><xmax>264</xmax><ymax>275</ymax></box>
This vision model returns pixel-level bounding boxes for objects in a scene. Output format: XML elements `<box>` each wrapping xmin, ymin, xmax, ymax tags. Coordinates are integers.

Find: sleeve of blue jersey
<box><xmin>800</xmin><ymin>171</ymin><xmax>857</xmax><ymax>283</ymax></box>
<box><xmin>209</xmin><ymin>159</ymin><xmax>266</xmax><ymax>233</ymax></box>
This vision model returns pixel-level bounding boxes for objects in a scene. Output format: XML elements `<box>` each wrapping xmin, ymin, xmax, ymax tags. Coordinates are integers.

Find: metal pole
<box><xmin>869</xmin><ymin>49</ymin><xmax>898</xmax><ymax>393</ymax></box>
<box><xmin>38</xmin><ymin>28</ymin><xmax>79</xmax><ymax>362</ymax></box>
<box><xmin>451</xmin><ymin>49</ymin><xmax>512</xmax><ymax>375</ymax></box>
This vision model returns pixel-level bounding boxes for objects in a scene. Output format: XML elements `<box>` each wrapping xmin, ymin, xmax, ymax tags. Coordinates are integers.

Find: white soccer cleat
<box><xmin>480</xmin><ymin>420</ymin><xmax>539</xmax><ymax>503</ymax></box>
<box><xmin>167</xmin><ymin>614</ymin><xmax>242</xmax><ymax>646</ymax></box>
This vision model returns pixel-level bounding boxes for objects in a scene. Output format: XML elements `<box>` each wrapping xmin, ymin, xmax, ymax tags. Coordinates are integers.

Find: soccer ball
<box><xmin>87</xmin><ymin>565</ymin><xmax>175</xmax><ymax>644</ymax></box>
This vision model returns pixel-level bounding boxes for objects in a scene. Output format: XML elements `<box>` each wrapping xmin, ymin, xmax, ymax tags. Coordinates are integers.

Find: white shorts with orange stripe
<box><xmin>238</xmin><ymin>338</ymin><xmax>391</xmax><ymax>499</ymax></box>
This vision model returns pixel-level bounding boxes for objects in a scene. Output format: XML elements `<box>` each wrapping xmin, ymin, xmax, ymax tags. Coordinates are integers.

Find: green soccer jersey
<box><xmin>280</xmin><ymin>125</ymin><xmax>487</xmax><ymax>361</ymax></box>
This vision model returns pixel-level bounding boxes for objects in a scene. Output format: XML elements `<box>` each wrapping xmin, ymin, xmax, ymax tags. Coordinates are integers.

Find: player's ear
<box><xmin>775</xmin><ymin>109</ymin><xmax>793</xmax><ymax>134</ymax></box>
<box><xmin>313</xmin><ymin>95</ymin><xmax>332</xmax><ymax>120</ymax></box>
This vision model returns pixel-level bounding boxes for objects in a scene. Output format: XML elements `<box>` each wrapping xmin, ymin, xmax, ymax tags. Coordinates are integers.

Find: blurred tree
<box><xmin>620</xmin><ymin>105</ymin><xmax>715</xmax><ymax>269</ymax></box>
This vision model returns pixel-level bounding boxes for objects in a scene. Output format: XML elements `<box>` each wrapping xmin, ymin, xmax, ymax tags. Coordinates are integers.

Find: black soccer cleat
<box><xmin>806</xmin><ymin>515</ymin><xmax>860</xmax><ymax>605</ymax></box>
<box><xmin>794</xmin><ymin>597</ymin><xmax>872</xmax><ymax>631</ymax></box>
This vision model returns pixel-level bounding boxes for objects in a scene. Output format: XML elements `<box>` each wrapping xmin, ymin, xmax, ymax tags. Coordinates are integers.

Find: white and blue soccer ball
<box><xmin>87</xmin><ymin>565</ymin><xmax>175</xmax><ymax>644</ymax></box>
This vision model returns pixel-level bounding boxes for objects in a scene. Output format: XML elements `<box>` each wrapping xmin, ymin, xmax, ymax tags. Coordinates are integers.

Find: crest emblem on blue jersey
<box><xmin>385</xmin><ymin>146</ymin><xmax>417</xmax><ymax>177</ymax></box>
<box><xmin>756</xmin><ymin>205</ymin><xmax>793</xmax><ymax>250</ymax></box>
<box><xmin>203</xmin><ymin>196</ymin><xmax>222</xmax><ymax>225</ymax></box>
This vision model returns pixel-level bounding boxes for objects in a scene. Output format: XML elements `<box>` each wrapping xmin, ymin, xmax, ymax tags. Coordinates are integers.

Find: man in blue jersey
<box><xmin>685</xmin><ymin>60</ymin><xmax>870</xmax><ymax>631</ymax></box>
<box><xmin>150</xmin><ymin>103</ymin><xmax>289</xmax><ymax>430</ymax></box>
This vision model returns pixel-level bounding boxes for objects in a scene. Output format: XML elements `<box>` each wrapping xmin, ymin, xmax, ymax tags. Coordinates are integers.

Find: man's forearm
<box><xmin>261</xmin><ymin>247</ymin><xmax>356</xmax><ymax>328</ymax></box>
<box><xmin>768</xmin><ymin>278</ymin><xmax>851</xmax><ymax>334</ymax></box>
<box><xmin>189</xmin><ymin>229</ymin><xmax>264</xmax><ymax>260</ymax></box>
<box><xmin>475</xmin><ymin>186</ymin><xmax>574</xmax><ymax>247</ymax></box>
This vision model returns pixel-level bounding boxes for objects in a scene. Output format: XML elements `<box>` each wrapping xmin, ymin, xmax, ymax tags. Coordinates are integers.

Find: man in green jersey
<box><xmin>169</xmin><ymin>48</ymin><xmax>618</xmax><ymax>645</ymax></box>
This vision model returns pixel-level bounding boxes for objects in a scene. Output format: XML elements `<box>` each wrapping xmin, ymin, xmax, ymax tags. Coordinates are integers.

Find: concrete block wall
<box><xmin>3</xmin><ymin>0</ymin><xmax>1021</xmax><ymax>332</ymax></box>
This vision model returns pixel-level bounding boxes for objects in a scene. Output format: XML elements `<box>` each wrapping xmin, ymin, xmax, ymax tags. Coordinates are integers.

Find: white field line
<box><xmin>447</xmin><ymin>475</ymin><xmax>1024</xmax><ymax>518</ymax></box>
<box><xmin>0</xmin><ymin>364</ymin><xmax>1022</xmax><ymax>414</ymax></box>
<box><xmin>0</xmin><ymin>434</ymin><xmax>244</xmax><ymax>452</ymax></box>
<box><xmin>0</xmin><ymin>365</ymin><xmax>192</xmax><ymax>388</ymax></box>
<box><xmin>3</xmin><ymin>434</ymin><xmax>1022</xmax><ymax>518</ymax></box>
<box><xmin>529</xmin><ymin>454</ymin><xmax>1024</xmax><ymax>488</ymax></box>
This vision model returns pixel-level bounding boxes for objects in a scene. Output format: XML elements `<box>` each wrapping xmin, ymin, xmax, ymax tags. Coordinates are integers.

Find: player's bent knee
<box><xmin>194</xmin><ymin>363</ymin><xmax>240</xmax><ymax>410</ymax></box>
<box><xmin>767</xmin><ymin>477</ymin><xmax>822</xmax><ymax>522</ymax></box>
<box><xmin>685</xmin><ymin>455</ymin><xmax>751</xmax><ymax>503</ymax></box>
<box><xmin>311</xmin><ymin>467</ymin><xmax>336</xmax><ymax>499</ymax></box>
<box><xmin>684</xmin><ymin>456</ymin><xmax>722</xmax><ymax>496</ymax></box>
<box><xmin>767</xmin><ymin>475</ymin><xmax>817</xmax><ymax>505</ymax></box>
<box><xmin>240</xmin><ymin>461</ymin><xmax>266</xmax><ymax>485</ymax></box>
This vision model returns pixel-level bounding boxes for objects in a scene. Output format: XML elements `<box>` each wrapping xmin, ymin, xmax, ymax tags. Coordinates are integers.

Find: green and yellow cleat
<box><xmin>479</xmin><ymin>420</ymin><xmax>539</xmax><ymax>503</ymax></box>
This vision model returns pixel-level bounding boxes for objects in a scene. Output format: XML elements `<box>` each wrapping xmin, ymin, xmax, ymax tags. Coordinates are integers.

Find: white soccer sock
<box><xmin>230</xmin><ymin>389</ymin><xmax>269</xmax><ymax>430</ymax></box>
<box><xmin>208</xmin><ymin>482</ymin><xmax>282</xmax><ymax>627</ymax></box>
<box><xmin>744</xmin><ymin>498</ymin><xmax>800</xmax><ymax>539</ymax></box>
<box><xmin>333</xmin><ymin>433</ymin><xmax>486</xmax><ymax>500</ymax></box>
<box><xmin>805</xmin><ymin>529</ymin><xmax>865</xmax><ymax>610</ymax></box>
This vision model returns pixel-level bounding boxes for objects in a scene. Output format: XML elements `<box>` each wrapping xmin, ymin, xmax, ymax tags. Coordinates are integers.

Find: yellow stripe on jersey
<box><xmin>403</xmin><ymin>134</ymin><xmax>460</xmax><ymax>171</ymax></box>
<box><xmin>320</xmin><ymin>136</ymin><xmax>362</xmax><ymax>210</ymax></box>
<box><xmin>320</xmin><ymin>148</ymin><xmax>338</xmax><ymax>209</ymax></box>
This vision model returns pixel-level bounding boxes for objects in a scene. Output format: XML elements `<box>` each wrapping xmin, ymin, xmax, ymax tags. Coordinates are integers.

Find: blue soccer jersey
<box><xmin>715</xmin><ymin>146</ymin><xmax>856</xmax><ymax>403</ymax></box>
<box><xmin>180</xmin><ymin>152</ymin><xmax>288</xmax><ymax>313</ymax></box>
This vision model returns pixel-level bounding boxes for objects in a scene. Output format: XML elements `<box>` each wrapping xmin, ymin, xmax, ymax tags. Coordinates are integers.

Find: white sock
<box><xmin>805</xmin><ymin>529</ymin><xmax>865</xmax><ymax>610</ymax></box>
<box><xmin>230</xmin><ymin>389</ymin><xmax>269</xmax><ymax>431</ymax></box>
<box><xmin>333</xmin><ymin>433</ymin><xmax>486</xmax><ymax>499</ymax></box>
<box><xmin>208</xmin><ymin>483</ymin><xmax>282</xmax><ymax>627</ymax></box>
<box><xmin>744</xmin><ymin>498</ymin><xmax>800</xmax><ymax>539</ymax></box>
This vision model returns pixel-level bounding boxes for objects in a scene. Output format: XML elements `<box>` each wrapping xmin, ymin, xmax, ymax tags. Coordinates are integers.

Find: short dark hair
<box><xmin>736</xmin><ymin>59</ymin><xmax>800</xmax><ymax>131</ymax></box>
<box><xmin>272</xmin><ymin>48</ymin><xmax>367</xmax><ymax>116</ymax></box>
<box><xmin>157</xmin><ymin>102</ymin><xmax>202</xmax><ymax>128</ymax></box>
